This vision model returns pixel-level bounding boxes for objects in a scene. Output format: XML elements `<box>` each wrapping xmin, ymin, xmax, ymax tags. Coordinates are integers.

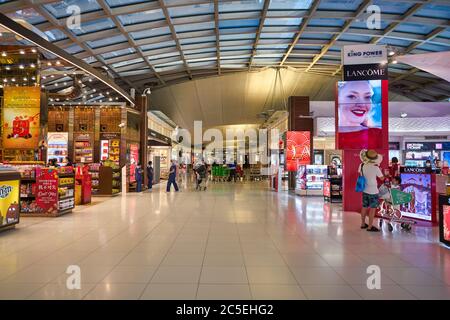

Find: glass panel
<box><xmin>415</xmin><ymin>3</ymin><xmax>450</xmax><ymax>19</ymax></box>
<box><xmin>140</xmin><ymin>41</ymin><xmax>177</xmax><ymax>51</ymax></box>
<box><xmin>395</xmin><ymin>23</ymin><xmax>437</xmax><ymax>35</ymax></box>
<box><xmin>416</xmin><ymin>43</ymin><xmax>449</xmax><ymax>52</ymax></box>
<box><xmin>318</xmin><ymin>0</ymin><xmax>365</xmax><ymax>11</ymax></box>
<box><xmin>219</xmin><ymin>0</ymin><xmax>264</xmax><ymax>13</ymax></box>
<box><xmin>220</xmin><ymin>33</ymin><xmax>256</xmax><ymax>40</ymax></box>
<box><xmin>147</xmin><ymin>51</ymin><xmax>180</xmax><ymax>60</ymax></box>
<box><xmin>131</xmin><ymin>27</ymin><xmax>171</xmax><ymax>40</ymax></box>
<box><xmin>6</xmin><ymin>8</ymin><xmax>45</xmax><ymax>25</ymax></box>
<box><xmin>71</xmin><ymin>18</ymin><xmax>115</xmax><ymax>35</ymax></box>
<box><xmin>260</xmin><ymin>32</ymin><xmax>294</xmax><ymax>39</ymax></box>
<box><xmin>269</xmin><ymin>0</ymin><xmax>312</xmax><ymax>10</ymax></box>
<box><xmin>83</xmin><ymin>56</ymin><xmax>97</xmax><ymax>64</ymax></box>
<box><xmin>65</xmin><ymin>44</ymin><xmax>83</xmax><ymax>54</ymax></box>
<box><xmin>378</xmin><ymin>38</ymin><xmax>412</xmax><ymax>47</ymax></box>
<box><xmin>179</xmin><ymin>36</ymin><xmax>216</xmax><ymax>45</ymax></box>
<box><xmin>112</xmin><ymin>58</ymin><xmax>144</xmax><ymax>68</ymax></box>
<box><xmin>118</xmin><ymin>9</ymin><xmax>165</xmax><ymax>25</ymax></box>
<box><xmin>183</xmin><ymin>48</ymin><xmax>217</xmax><ymax>55</ymax></box>
<box><xmin>102</xmin><ymin>48</ymin><xmax>136</xmax><ymax>59</ymax></box>
<box><xmin>44</xmin><ymin>29</ymin><xmax>67</xmax><ymax>42</ymax></box>
<box><xmin>300</xmin><ymin>33</ymin><xmax>333</xmax><ymax>40</ymax></box>
<box><xmin>87</xmin><ymin>34</ymin><xmax>127</xmax><ymax>49</ymax></box>
<box><xmin>44</xmin><ymin>0</ymin><xmax>101</xmax><ymax>18</ymax></box>
<box><xmin>220</xmin><ymin>45</ymin><xmax>253</xmax><ymax>50</ymax></box>
<box><xmin>264</xmin><ymin>18</ymin><xmax>302</xmax><ymax>26</ymax></box>
<box><xmin>168</xmin><ymin>3</ymin><xmax>213</xmax><ymax>17</ymax></box>
<box><xmin>338</xmin><ymin>34</ymin><xmax>372</xmax><ymax>42</ymax></box>
<box><xmin>350</xmin><ymin>20</ymin><xmax>389</xmax><ymax>29</ymax></box>
<box><xmin>106</xmin><ymin>0</ymin><xmax>151</xmax><ymax>8</ymax></box>
<box><xmin>174</xmin><ymin>22</ymin><xmax>215</xmax><ymax>33</ymax></box>
<box><xmin>308</xmin><ymin>18</ymin><xmax>345</xmax><ymax>27</ymax></box>
<box><xmin>372</xmin><ymin>0</ymin><xmax>414</xmax><ymax>14</ymax></box>
<box><xmin>219</xmin><ymin>19</ymin><xmax>260</xmax><ymax>29</ymax></box>
<box><xmin>256</xmin><ymin>44</ymin><xmax>289</xmax><ymax>49</ymax></box>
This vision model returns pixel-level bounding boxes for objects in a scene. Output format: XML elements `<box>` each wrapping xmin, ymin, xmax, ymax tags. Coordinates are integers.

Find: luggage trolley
<box><xmin>378</xmin><ymin>186</ymin><xmax>416</xmax><ymax>232</ymax></box>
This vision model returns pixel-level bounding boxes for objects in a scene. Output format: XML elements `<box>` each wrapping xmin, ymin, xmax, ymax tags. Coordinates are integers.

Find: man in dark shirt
<box><xmin>147</xmin><ymin>161</ymin><xmax>154</xmax><ymax>190</ymax></box>
<box><xmin>166</xmin><ymin>160</ymin><xmax>179</xmax><ymax>192</ymax></box>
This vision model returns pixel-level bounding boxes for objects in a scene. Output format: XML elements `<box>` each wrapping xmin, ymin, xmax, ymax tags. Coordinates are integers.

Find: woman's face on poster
<box><xmin>339</xmin><ymin>81</ymin><xmax>373</xmax><ymax>127</ymax></box>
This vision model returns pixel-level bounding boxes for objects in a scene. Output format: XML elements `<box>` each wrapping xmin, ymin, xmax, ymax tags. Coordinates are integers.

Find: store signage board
<box><xmin>0</xmin><ymin>179</ymin><xmax>20</xmax><ymax>227</ymax></box>
<box><xmin>36</xmin><ymin>168</ymin><xmax>58</xmax><ymax>214</ymax></box>
<box><xmin>400</xmin><ymin>167</ymin><xmax>432</xmax><ymax>174</ymax></box>
<box><xmin>342</xmin><ymin>44</ymin><xmax>388</xmax><ymax>81</ymax></box>
<box><xmin>406</xmin><ymin>142</ymin><xmax>450</xmax><ymax>151</ymax></box>
<box><xmin>2</xmin><ymin>86</ymin><xmax>40</xmax><ymax>149</ymax></box>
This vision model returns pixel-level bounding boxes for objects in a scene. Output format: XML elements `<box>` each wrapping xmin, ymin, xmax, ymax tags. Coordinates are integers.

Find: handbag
<box><xmin>355</xmin><ymin>164</ymin><xmax>366</xmax><ymax>192</ymax></box>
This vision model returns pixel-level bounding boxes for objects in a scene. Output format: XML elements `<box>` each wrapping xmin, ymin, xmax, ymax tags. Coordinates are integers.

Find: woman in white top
<box><xmin>358</xmin><ymin>149</ymin><xmax>385</xmax><ymax>232</ymax></box>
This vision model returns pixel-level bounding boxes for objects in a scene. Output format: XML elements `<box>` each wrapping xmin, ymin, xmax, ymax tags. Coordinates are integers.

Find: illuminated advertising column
<box><xmin>337</xmin><ymin>45</ymin><xmax>389</xmax><ymax>212</ymax></box>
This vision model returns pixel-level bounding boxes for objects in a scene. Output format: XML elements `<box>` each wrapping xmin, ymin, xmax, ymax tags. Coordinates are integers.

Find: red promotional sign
<box><xmin>36</xmin><ymin>168</ymin><xmax>58</xmax><ymax>214</ymax></box>
<box><xmin>286</xmin><ymin>131</ymin><xmax>310</xmax><ymax>171</ymax></box>
<box><xmin>323</xmin><ymin>180</ymin><xmax>331</xmax><ymax>197</ymax></box>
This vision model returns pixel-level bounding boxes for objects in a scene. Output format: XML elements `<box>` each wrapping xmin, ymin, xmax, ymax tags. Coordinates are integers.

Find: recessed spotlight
<box><xmin>56</xmin><ymin>60</ymin><xmax>61</xmax><ymax>65</ymax></box>
<box><xmin>11</xmin><ymin>78</ymin><xmax>15</xmax><ymax>82</ymax></box>
<box><xmin>54</xmin><ymin>82</ymin><xmax>58</xmax><ymax>86</ymax></box>
<box><xmin>23</xmin><ymin>77</ymin><xmax>27</xmax><ymax>81</ymax></box>
<box><xmin>19</xmin><ymin>50</ymin><xmax>25</xmax><ymax>54</ymax></box>
<box><xmin>47</xmin><ymin>62</ymin><xmax>52</xmax><ymax>66</ymax></box>
<box><xmin>30</xmin><ymin>63</ymin><xmax>35</xmax><ymax>68</ymax></box>
<box><xmin>41</xmin><ymin>84</ymin><xmax>45</xmax><ymax>88</ymax></box>
<box><xmin>19</xmin><ymin>65</ymin><xmax>24</xmax><ymax>69</ymax></box>
<box><xmin>1</xmin><ymin>52</ymin><xmax>6</xmax><ymax>57</ymax></box>
<box><xmin>3</xmin><ymin>79</ymin><xmax>7</xmax><ymax>83</ymax></box>
<box><xmin>42</xmin><ymin>76</ymin><xmax>47</xmax><ymax>79</ymax></box>
<box><xmin>63</xmin><ymin>82</ymin><xmax>67</xmax><ymax>85</ymax></box>
<box><xmin>93</xmin><ymin>89</ymin><xmax>96</xmax><ymax>92</ymax></box>
<box><xmin>392</xmin><ymin>60</ymin><xmax>398</xmax><ymax>64</ymax></box>
<box><xmin>63</xmin><ymin>73</ymin><xmax>67</xmax><ymax>76</ymax></box>
<box><xmin>5</xmin><ymin>66</ymin><xmax>10</xmax><ymax>70</ymax></box>
<box><xmin>31</xmin><ymin>48</ymin><xmax>37</xmax><ymax>53</ymax></box>
<box><xmin>31</xmin><ymin>76</ymin><xmax>36</xmax><ymax>80</ymax></box>
<box><xmin>88</xmin><ymin>78</ymin><xmax>92</xmax><ymax>82</ymax></box>
<box><xmin>400</xmin><ymin>112</ymin><xmax>407</xmax><ymax>118</ymax></box>
<box><xmin>51</xmin><ymin>75</ymin><xmax>55</xmax><ymax>78</ymax></box>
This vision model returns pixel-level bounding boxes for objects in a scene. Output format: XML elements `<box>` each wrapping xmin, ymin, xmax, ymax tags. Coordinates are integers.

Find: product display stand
<box><xmin>97</xmin><ymin>166</ymin><xmax>120</xmax><ymax>196</ymax></box>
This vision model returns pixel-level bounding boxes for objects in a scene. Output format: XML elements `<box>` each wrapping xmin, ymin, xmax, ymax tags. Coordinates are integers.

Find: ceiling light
<box><xmin>392</xmin><ymin>60</ymin><xmax>398</xmax><ymax>64</ymax></box>
<box><xmin>47</xmin><ymin>62</ymin><xmax>52</xmax><ymax>66</ymax></box>
<box><xmin>3</xmin><ymin>79</ymin><xmax>7</xmax><ymax>83</ymax></box>
<box><xmin>19</xmin><ymin>50</ymin><xmax>25</xmax><ymax>54</ymax></box>
<box><xmin>11</xmin><ymin>78</ymin><xmax>15</xmax><ymax>82</ymax></box>
<box><xmin>1</xmin><ymin>52</ymin><xmax>6</xmax><ymax>57</ymax></box>
<box><xmin>63</xmin><ymin>73</ymin><xmax>67</xmax><ymax>76</ymax></box>
<box><xmin>54</xmin><ymin>82</ymin><xmax>58</xmax><ymax>86</ymax></box>
<box><xmin>41</xmin><ymin>84</ymin><xmax>45</xmax><ymax>88</ymax></box>
<box><xmin>64</xmin><ymin>82</ymin><xmax>67</xmax><ymax>85</ymax></box>
<box><xmin>19</xmin><ymin>65</ymin><xmax>24</xmax><ymax>69</ymax></box>
<box><xmin>31</xmin><ymin>76</ymin><xmax>35</xmax><ymax>80</ymax></box>
<box><xmin>51</xmin><ymin>75</ymin><xmax>55</xmax><ymax>78</ymax></box>
<box><xmin>31</xmin><ymin>48</ymin><xmax>37</xmax><ymax>53</ymax></box>
<box><xmin>56</xmin><ymin>60</ymin><xmax>61</xmax><ymax>65</ymax></box>
<box><xmin>400</xmin><ymin>112</ymin><xmax>407</xmax><ymax>118</ymax></box>
<box><xmin>106</xmin><ymin>91</ymin><xmax>109</xmax><ymax>95</ymax></box>
<box><xmin>5</xmin><ymin>66</ymin><xmax>10</xmax><ymax>70</ymax></box>
<box><xmin>88</xmin><ymin>78</ymin><xmax>92</xmax><ymax>82</ymax></box>
<box><xmin>23</xmin><ymin>77</ymin><xmax>27</xmax><ymax>81</ymax></box>
<box><xmin>115</xmin><ymin>97</ymin><xmax>118</xmax><ymax>100</ymax></box>
<box><xmin>78</xmin><ymin>80</ymin><xmax>82</xmax><ymax>84</ymax></box>
<box><xmin>30</xmin><ymin>63</ymin><xmax>35</xmax><ymax>68</ymax></box>
<box><xmin>109</xmin><ymin>98</ymin><xmax>113</xmax><ymax>101</ymax></box>
<box><xmin>93</xmin><ymin>89</ymin><xmax>96</xmax><ymax>92</ymax></box>
<box><xmin>90</xmin><ymin>94</ymin><xmax>93</xmax><ymax>98</ymax></box>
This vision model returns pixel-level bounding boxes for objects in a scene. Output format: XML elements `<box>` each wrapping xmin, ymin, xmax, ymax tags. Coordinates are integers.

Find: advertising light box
<box><xmin>286</xmin><ymin>131</ymin><xmax>311</xmax><ymax>171</ymax></box>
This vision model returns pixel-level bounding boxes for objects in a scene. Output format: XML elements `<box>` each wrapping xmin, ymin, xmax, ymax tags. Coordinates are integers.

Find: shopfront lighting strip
<box><xmin>0</xmin><ymin>13</ymin><xmax>134</xmax><ymax>106</ymax></box>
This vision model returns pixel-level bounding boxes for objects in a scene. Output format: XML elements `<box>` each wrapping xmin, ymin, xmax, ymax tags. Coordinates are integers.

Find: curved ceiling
<box><xmin>149</xmin><ymin>67</ymin><xmax>414</xmax><ymax>131</ymax></box>
<box><xmin>1</xmin><ymin>0</ymin><xmax>449</xmax><ymax>104</ymax></box>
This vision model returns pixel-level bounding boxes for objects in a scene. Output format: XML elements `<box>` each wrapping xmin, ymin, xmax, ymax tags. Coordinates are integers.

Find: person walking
<box><xmin>198</xmin><ymin>160</ymin><xmax>208</xmax><ymax>191</ymax></box>
<box><xmin>135</xmin><ymin>163</ymin><xmax>143</xmax><ymax>192</ymax></box>
<box><xmin>166</xmin><ymin>160</ymin><xmax>179</xmax><ymax>192</ymax></box>
<box><xmin>228</xmin><ymin>161</ymin><xmax>237</xmax><ymax>182</ymax></box>
<box><xmin>147</xmin><ymin>161</ymin><xmax>154</xmax><ymax>190</ymax></box>
<box><xmin>358</xmin><ymin>149</ymin><xmax>384</xmax><ymax>232</ymax></box>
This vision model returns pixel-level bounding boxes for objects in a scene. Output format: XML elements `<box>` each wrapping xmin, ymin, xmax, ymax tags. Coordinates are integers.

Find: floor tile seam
<box><xmin>138</xmin><ymin>210</ymin><xmax>197</xmax><ymax>299</ymax></box>
<box><xmin>195</xmin><ymin>216</ymin><xmax>213</xmax><ymax>300</ymax></box>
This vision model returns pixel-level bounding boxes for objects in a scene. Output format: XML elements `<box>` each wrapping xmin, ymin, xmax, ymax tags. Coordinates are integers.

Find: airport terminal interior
<box><xmin>0</xmin><ymin>0</ymin><xmax>449</xmax><ymax>300</ymax></box>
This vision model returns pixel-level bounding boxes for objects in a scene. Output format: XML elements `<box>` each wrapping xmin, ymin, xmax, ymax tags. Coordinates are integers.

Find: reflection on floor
<box><xmin>0</xmin><ymin>181</ymin><xmax>449</xmax><ymax>300</ymax></box>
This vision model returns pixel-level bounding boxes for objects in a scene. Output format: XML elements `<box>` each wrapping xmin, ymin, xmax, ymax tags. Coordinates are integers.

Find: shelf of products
<box><xmin>324</xmin><ymin>165</ymin><xmax>343</xmax><ymax>203</ymax></box>
<box><xmin>74</xmin><ymin>141</ymin><xmax>93</xmax><ymax>163</ymax></box>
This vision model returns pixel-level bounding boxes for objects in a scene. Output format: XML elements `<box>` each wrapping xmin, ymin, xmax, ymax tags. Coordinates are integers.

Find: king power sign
<box><xmin>342</xmin><ymin>44</ymin><xmax>388</xmax><ymax>81</ymax></box>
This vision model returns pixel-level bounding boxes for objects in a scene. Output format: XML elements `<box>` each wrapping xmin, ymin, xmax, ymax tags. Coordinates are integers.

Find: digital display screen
<box><xmin>400</xmin><ymin>173</ymin><xmax>432</xmax><ymax>221</ymax></box>
<box><xmin>337</xmin><ymin>80</ymin><xmax>382</xmax><ymax>149</ymax></box>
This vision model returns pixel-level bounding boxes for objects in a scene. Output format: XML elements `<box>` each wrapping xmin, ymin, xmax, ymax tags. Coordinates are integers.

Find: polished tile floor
<box><xmin>0</xmin><ymin>181</ymin><xmax>449</xmax><ymax>300</ymax></box>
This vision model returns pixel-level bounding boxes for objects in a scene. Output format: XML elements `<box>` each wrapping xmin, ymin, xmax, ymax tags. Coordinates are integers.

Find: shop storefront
<box><xmin>404</xmin><ymin>141</ymin><xmax>450</xmax><ymax>168</ymax></box>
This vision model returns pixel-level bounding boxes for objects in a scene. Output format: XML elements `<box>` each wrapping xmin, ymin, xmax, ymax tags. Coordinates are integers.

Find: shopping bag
<box><xmin>391</xmin><ymin>189</ymin><xmax>413</xmax><ymax>205</ymax></box>
<box><xmin>355</xmin><ymin>164</ymin><xmax>366</xmax><ymax>192</ymax></box>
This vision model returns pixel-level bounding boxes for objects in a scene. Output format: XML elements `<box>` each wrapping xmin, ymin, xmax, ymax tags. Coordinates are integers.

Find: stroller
<box><xmin>378</xmin><ymin>185</ymin><xmax>416</xmax><ymax>232</ymax></box>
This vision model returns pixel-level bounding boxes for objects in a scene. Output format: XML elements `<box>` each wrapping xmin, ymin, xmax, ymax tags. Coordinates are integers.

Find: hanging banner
<box><xmin>342</xmin><ymin>44</ymin><xmax>388</xmax><ymax>81</ymax></box>
<box><xmin>286</xmin><ymin>131</ymin><xmax>311</xmax><ymax>171</ymax></box>
<box><xmin>2</xmin><ymin>86</ymin><xmax>41</xmax><ymax>149</ymax></box>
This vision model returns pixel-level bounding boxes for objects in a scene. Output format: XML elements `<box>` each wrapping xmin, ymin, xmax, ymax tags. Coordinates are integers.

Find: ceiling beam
<box><xmin>214</xmin><ymin>0</ymin><xmax>221</xmax><ymax>75</ymax></box>
<box><xmin>279</xmin><ymin>0</ymin><xmax>321</xmax><ymax>66</ymax></box>
<box><xmin>304</xmin><ymin>0</ymin><xmax>372</xmax><ymax>72</ymax></box>
<box><xmin>158</xmin><ymin>0</ymin><xmax>192</xmax><ymax>80</ymax></box>
<box><xmin>248</xmin><ymin>0</ymin><xmax>270</xmax><ymax>71</ymax></box>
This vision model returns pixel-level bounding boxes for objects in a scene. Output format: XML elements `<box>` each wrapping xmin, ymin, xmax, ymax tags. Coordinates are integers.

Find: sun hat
<box><xmin>360</xmin><ymin>149</ymin><xmax>382</xmax><ymax>165</ymax></box>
